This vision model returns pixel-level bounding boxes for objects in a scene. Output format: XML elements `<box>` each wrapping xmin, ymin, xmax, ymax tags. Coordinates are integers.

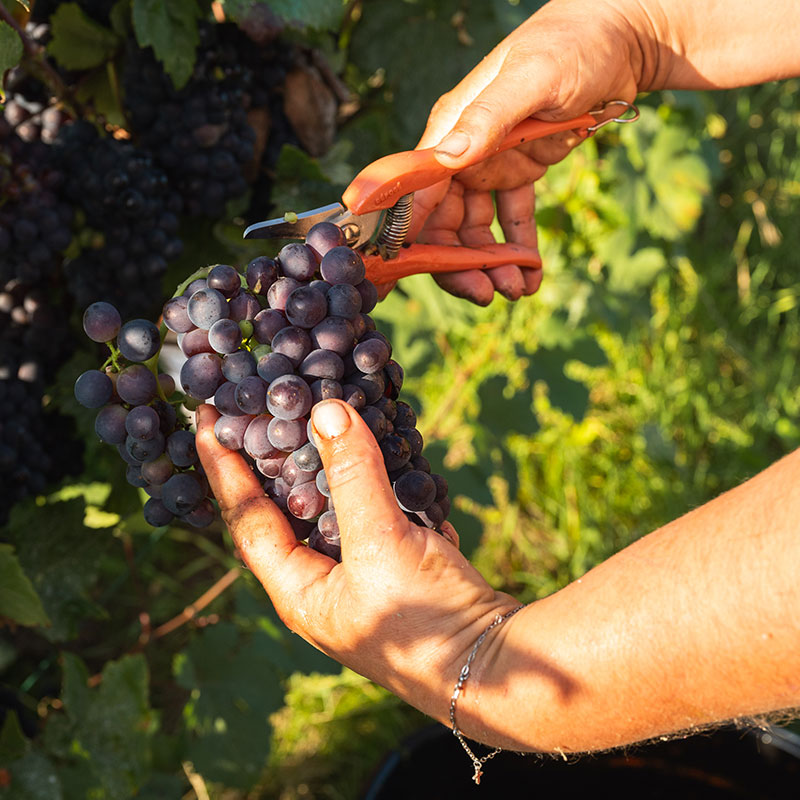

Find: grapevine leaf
<box><xmin>221</xmin><ymin>0</ymin><xmax>344</xmax><ymax>31</ymax></box>
<box><xmin>47</xmin><ymin>3</ymin><xmax>121</xmax><ymax>70</ymax></box>
<box><xmin>0</xmin><ymin>711</ymin><xmax>28</xmax><ymax>764</ymax></box>
<box><xmin>0</xmin><ymin>21</ymin><xmax>23</xmax><ymax>91</ymax></box>
<box><xmin>6</xmin><ymin>498</ymin><xmax>112</xmax><ymax>642</ymax></box>
<box><xmin>0</xmin><ymin>544</ymin><xmax>50</xmax><ymax>628</ymax></box>
<box><xmin>174</xmin><ymin>623</ymin><xmax>285</xmax><ymax>788</ymax></box>
<box><xmin>75</xmin><ymin>66</ymin><xmax>127</xmax><ymax>128</ymax></box>
<box><xmin>52</xmin><ymin>653</ymin><xmax>155</xmax><ymax>800</ymax></box>
<box><xmin>131</xmin><ymin>0</ymin><xmax>200</xmax><ymax>89</ymax></box>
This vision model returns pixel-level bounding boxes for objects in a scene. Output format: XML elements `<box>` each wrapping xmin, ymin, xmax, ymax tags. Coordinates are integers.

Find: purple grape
<box><xmin>309</xmin><ymin>279</ymin><xmax>332</xmax><ymax>295</ymax></box>
<box><xmin>94</xmin><ymin>404</ymin><xmax>129</xmax><ymax>444</ymax></box>
<box><xmin>256</xmin><ymin>352</ymin><xmax>294</xmax><ymax>384</ymax></box>
<box><xmin>182</xmin><ymin>498</ymin><xmax>216</xmax><ymax>528</ymax></box>
<box><xmin>246</xmin><ymin>256</ymin><xmax>278</xmax><ymax>294</ymax></box>
<box><xmin>432</xmin><ymin>473</ymin><xmax>448</xmax><ymax>502</ymax></box>
<box><xmin>228</xmin><ymin>292</ymin><xmax>260</xmax><ymax>322</ymax></box>
<box><xmin>180</xmin><ymin>353</ymin><xmax>225</xmax><ymax>400</ymax></box>
<box><xmin>207</xmin><ymin>264</ymin><xmax>241</xmax><ymax>298</ymax></box>
<box><xmin>394</xmin><ymin>401</ymin><xmax>417</xmax><ymax>428</ymax></box>
<box><xmin>380</xmin><ymin>433</ymin><xmax>412</xmax><ymax>472</ymax></box>
<box><xmin>319</xmin><ymin>246</ymin><xmax>366</xmax><ymax>285</ymax></box>
<box><xmin>287</xmin><ymin>480</ymin><xmax>326</xmax><ymax>520</ymax></box>
<box><xmin>315</xmin><ymin>469</ymin><xmax>330</xmax><ymax>497</ymax></box>
<box><xmin>117</xmin><ymin>319</ymin><xmax>162</xmax><ymax>362</ymax></box>
<box><xmin>340</xmin><ymin>384</ymin><xmax>366</xmax><ymax>409</ymax></box>
<box><xmin>355</xmin><ymin>279</ymin><xmax>378</xmax><ymax>313</ymax></box>
<box><xmin>310</xmin><ymin>317</ymin><xmax>354</xmax><ymax>356</ymax></box>
<box><xmin>75</xmin><ymin>370</ymin><xmax>113</xmax><ymax>408</ymax></box>
<box><xmin>294</xmin><ymin>441</ymin><xmax>321</xmax><ymax>471</ymax></box>
<box><xmin>214</xmin><ymin>413</ymin><xmax>255</xmax><ymax>451</ymax></box>
<box><xmin>143</xmin><ymin>497</ymin><xmax>174</xmax><ymax>527</ymax></box>
<box><xmin>393</xmin><ymin>470</ymin><xmax>437</xmax><ymax>512</ymax></box>
<box><xmin>83</xmin><ymin>301</ymin><xmax>122</xmax><ymax>342</ymax></box>
<box><xmin>234</xmin><ymin>375</ymin><xmax>268</xmax><ymax>415</ymax></box>
<box><xmin>161</xmin><ymin>473</ymin><xmax>204</xmax><ymax>515</ymax></box>
<box><xmin>252</xmin><ymin>308</ymin><xmax>287</xmax><ymax>344</ymax></box>
<box><xmin>271</xmin><ymin>326</ymin><xmax>312</xmax><ymax>367</ymax></box>
<box><xmin>162</xmin><ymin>295</ymin><xmax>195</xmax><ymax>333</ymax></box>
<box><xmin>374</xmin><ymin>396</ymin><xmax>397</xmax><ymax>421</ymax></box>
<box><xmin>326</xmin><ymin>283</ymin><xmax>362</xmax><ymax>319</ymax></box>
<box><xmin>243</xmin><ymin>415</ymin><xmax>282</xmax><ymax>460</ymax></box>
<box><xmin>308</xmin><ymin>527</ymin><xmax>341</xmax><ymax>561</ymax></box>
<box><xmin>222</xmin><ymin>350</ymin><xmax>257</xmax><ymax>383</ymax></box>
<box><xmin>383</xmin><ymin>359</ymin><xmax>404</xmax><ymax>398</ymax></box>
<box><xmin>267</xmin><ymin>416</ymin><xmax>308</xmax><ymax>451</ymax></box>
<box><xmin>285</xmin><ymin>285</ymin><xmax>327</xmax><ymax>328</ymax></box>
<box><xmin>281</xmin><ymin>452</ymin><xmax>317</xmax><ymax>487</ymax></box>
<box><xmin>125</xmin><ymin>432</ymin><xmax>165</xmax><ymax>463</ymax></box>
<box><xmin>255</xmin><ymin>455</ymin><xmax>288</xmax><ymax>479</ymax></box>
<box><xmin>411</xmin><ymin>455</ymin><xmax>431</xmax><ymax>474</ymax></box>
<box><xmin>141</xmin><ymin>454</ymin><xmax>175</xmax><ymax>486</ymax></box>
<box><xmin>213</xmin><ymin>381</ymin><xmax>245</xmax><ymax>416</ymax></box>
<box><xmin>125</xmin><ymin>405</ymin><xmax>161</xmax><ymax>440</ymax></box>
<box><xmin>305</xmin><ymin>221</ymin><xmax>346</xmax><ymax>259</ymax></box>
<box><xmin>277</xmin><ymin>242</ymin><xmax>317</xmax><ymax>281</ymax></box>
<box><xmin>179</xmin><ymin>327</ymin><xmax>214</xmax><ymax>357</ymax></box>
<box><xmin>267</xmin><ymin>374</ymin><xmax>313</xmax><ymax>420</ymax></box>
<box><xmin>310</xmin><ymin>379</ymin><xmax>342</xmax><ymax>404</ymax></box>
<box><xmin>116</xmin><ymin>364</ymin><xmax>158</xmax><ymax>406</ymax></box>
<box><xmin>299</xmin><ymin>349</ymin><xmax>345</xmax><ymax>381</ymax></box>
<box><xmin>396</xmin><ymin>426</ymin><xmax>423</xmax><ymax>457</ymax></box>
<box><xmin>183</xmin><ymin>278</ymin><xmax>207</xmax><ymax>296</ymax></box>
<box><xmin>187</xmin><ymin>287</ymin><xmax>230</xmax><ymax>329</ymax></box>
<box><xmin>208</xmin><ymin>318</ymin><xmax>243</xmax><ymax>354</ymax></box>
<box><xmin>317</xmin><ymin>509</ymin><xmax>340</xmax><ymax>538</ymax></box>
<box><xmin>267</xmin><ymin>277</ymin><xmax>301</xmax><ymax>311</ymax></box>
<box><xmin>353</xmin><ymin>339</ymin><xmax>390</xmax><ymax>374</ymax></box>
<box><xmin>158</xmin><ymin>373</ymin><xmax>176</xmax><ymax>397</ymax></box>
<box><xmin>166</xmin><ymin>430</ymin><xmax>198</xmax><ymax>467</ymax></box>
<box><xmin>359</xmin><ymin>406</ymin><xmax>388</xmax><ymax>442</ymax></box>
<box><xmin>350</xmin><ymin>371</ymin><xmax>385</xmax><ymax>404</ymax></box>
<box><xmin>415</xmin><ymin>502</ymin><xmax>445</xmax><ymax>530</ymax></box>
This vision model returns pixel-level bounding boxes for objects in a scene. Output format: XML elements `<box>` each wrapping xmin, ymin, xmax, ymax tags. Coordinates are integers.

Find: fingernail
<box><xmin>312</xmin><ymin>401</ymin><xmax>351</xmax><ymax>439</ymax></box>
<box><xmin>434</xmin><ymin>131</ymin><xmax>470</xmax><ymax>159</ymax></box>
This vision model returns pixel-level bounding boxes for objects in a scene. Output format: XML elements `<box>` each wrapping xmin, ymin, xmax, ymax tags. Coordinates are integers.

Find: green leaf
<box><xmin>174</xmin><ymin>623</ymin><xmax>285</xmax><ymax>788</ymax></box>
<box><xmin>6</xmin><ymin>497</ymin><xmax>113</xmax><ymax>642</ymax></box>
<box><xmin>222</xmin><ymin>0</ymin><xmax>345</xmax><ymax>31</ymax></box>
<box><xmin>132</xmin><ymin>0</ymin><xmax>200</xmax><ymax>89</ymax></box>
<box><xmin>0</xmin><ymin>21</ymin><xmax>23</xmax><ymax>87</ymax></box>
<box><xmin>0</xmin><ymin>544</ymin><xmax>50</xmax><ymax>628</ymax></box>
<box><xmin>0</xmin><ymin>711</ymin><xmax>28</xmax><ymax>764</ymax></box>
<box><xmin>47</xmin><ymin>3</ymin><xmax>121</xmax><ymax>70</ymax></box>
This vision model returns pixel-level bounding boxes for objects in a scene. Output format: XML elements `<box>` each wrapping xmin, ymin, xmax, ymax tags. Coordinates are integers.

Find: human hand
<box><xmin>406</xmin><ymin>0</ymin><xmax>645</xmax><ymax>304</ymax></box>
<box><xmin>194</xmin><ymin>400</ymin><xmax>519</xmax><ymax>723</ymax></box>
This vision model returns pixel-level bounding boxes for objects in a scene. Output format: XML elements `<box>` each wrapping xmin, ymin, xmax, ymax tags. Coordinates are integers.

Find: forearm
<box><xmin>455</xmin><ymin>447</ymin><xmax>800</xmax><ymax>752</ymax></box>
<box><xmin>628</xmin><ymin>0</ymin><xmax>800</xmax><ymax>90</ymax></box>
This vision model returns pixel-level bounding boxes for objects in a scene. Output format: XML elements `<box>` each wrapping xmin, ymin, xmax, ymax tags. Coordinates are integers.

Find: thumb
<box><xmin>311</xmin><ymin>400</ymin><xmax>407</xmax><ymax>554</ymax></box>
<box><xmin>431</xmin><ymin>53</ymin><xmax>562</xmax><ymax>170</ymax></box>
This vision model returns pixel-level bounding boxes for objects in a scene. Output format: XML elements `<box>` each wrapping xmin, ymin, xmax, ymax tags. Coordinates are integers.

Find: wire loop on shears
<box><xmin>587</xmin><ymin>99</ymin><xmax>640</xmax><ymax>132</ymax></box>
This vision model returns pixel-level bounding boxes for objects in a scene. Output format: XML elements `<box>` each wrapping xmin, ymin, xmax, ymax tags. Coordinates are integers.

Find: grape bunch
<box><xmin>74</xmin><ymin>302</ymin><xmax>214</xmax><ymax>529</ymax></box>
<box><xmin>54</xmin><ymin>121</ymin><xmax>183</xmax><ymax>318</ymax></box>
<box><xmin>75</xmin><ymin>227</ymin><xmax>451</xmax><ymax>561</ymax></box>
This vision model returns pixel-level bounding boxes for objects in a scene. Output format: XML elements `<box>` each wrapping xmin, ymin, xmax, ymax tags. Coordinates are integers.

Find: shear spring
<box><xmin>377</xmin><ymin>193</ymin><xmax>413</xmax><ymax>259</ymax></box>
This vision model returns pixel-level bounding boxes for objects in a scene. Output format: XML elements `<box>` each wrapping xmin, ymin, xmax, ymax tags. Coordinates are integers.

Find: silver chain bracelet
<box><xmin>449</xmin><ymin>604</ymin><xmax>526</xmax><ymax>785</ymax></box>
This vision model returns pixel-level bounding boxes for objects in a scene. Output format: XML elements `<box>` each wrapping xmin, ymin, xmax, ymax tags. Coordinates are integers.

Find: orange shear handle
<box><xmin>343</xmin><ymin>113</ymin><xmax>596</xmax><ymax>215</ymax></box>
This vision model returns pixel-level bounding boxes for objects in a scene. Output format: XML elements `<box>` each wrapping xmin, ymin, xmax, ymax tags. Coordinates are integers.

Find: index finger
<box><xmin>194</xmin><ymin>404</ymin><xmax>335</xmax><ymax>593</ymax></box>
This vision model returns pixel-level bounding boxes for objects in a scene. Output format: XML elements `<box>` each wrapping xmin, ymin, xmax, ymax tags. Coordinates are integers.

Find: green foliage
<box><xmin>47</xmin><ymin>3</ymin><xmax>120</xmax><ymax>70</ymax></box>
<box><xmin>221</xmin><ymin>0</ymin><xmax>346</xmax><ymax>32</ymax></box>
<box><xmin>0</xmin><ymin>20</ymin><xmax>22</xmax><ymax>87</ymax></box>
<box><xmin>0</xmin><ymin>545</ymin><xmax>50</xmax><ymax>628</ymax></box>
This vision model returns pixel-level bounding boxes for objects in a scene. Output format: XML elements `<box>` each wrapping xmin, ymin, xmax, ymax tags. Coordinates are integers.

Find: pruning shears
<box><xmin>243</xmin><ymin>100</ymin><xmax>639</xmax><ymax>284</ymax></box>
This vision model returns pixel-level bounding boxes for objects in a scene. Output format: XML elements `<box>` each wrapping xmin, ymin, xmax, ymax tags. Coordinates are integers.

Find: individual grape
<box><xmin>255</xmin><ymin>455</ymin><xmax>288</xmax><ymax>479</ymax></box>
<box><xmin>360</xmin><ymin>330</ymin><xmax>392</xmax><ymax>357</ymax></box>
<box><xmin>143</xmin><ymin>497</ymin><xmax>174</xmax><ymax>527</ymax></box>
<box><xmin>213</xmin><ymin>381</ymin><xmax>244</xmax><ymax>417</ymax></box>
<box><xmin>222</xmin><ymin>349</ymin><xmax>257</xmax><ymax>383</ymax></box>
<box><xmin>350</xmin><ymin>371</ymin><xmax>385</xmax><ymax>404</ymax></box>
<box><xmin>234</xmin><ymin>375</ymin><xmax>268</xmax><ymax>415</ymax></box>
<box><xmin>317</xmin><ymin>509</ymin><xmax>340</xmax><ymax>538</ymax></box>
<box><xmin>94</xmin><ymin>404</ymin><xmax>129</xmax><ymax>444</ymax></box>
<box><xmin>299</xmin><ymin>349</ymin><xmax>344</xmax><ymax>381</ymax></box>
<box><xmin>187</xmin><ymin>287</ymin><xmax>229</xmax><ymax>329</ymax></box>
<box><xmin>166</xmin><ymin>429</ymin><xmax>198</xmax><ymax>467</ymax></box>
<box><xmin>411</xmin><ymin>455</ymin><xmax>431</xmax><ymax>474</ymax></box>
<box><xmin>252</xmin><ymin>308</ymin><xmax>287</xmax><ymax>344</ymax></box>
<box><xmin>183</xmin><ymin>278</ymin><xmax>207</xmax><ymax>297</ymax></box>
<box><xmin>438</xmin><ymin>495</ymin><xmax>451</xmax><ymax>519</ymax></box>
<box><xmin>158</xmin><ymin>373</ymin><xmax>176</xmax><ymax>398</ymax></box>
<box><xmin>267</xmin><ymin>373</ymin><xmax>312</xmax><ymax>420</ymax></box>
<box><xmin>394</xmin><ymin>401</ymin><xmax>417</xmax><ymax>429</ymax></box>
<box><xmin>246</xmin><ymin>256</ymin><xmax>278</xmax><ymax>294</ymax></box>
<box><xmin>182</xmin><ymin>498</ymin><xmax>216</xmax><ymax>528</ymax></box>
<box><xmin>74</xmin><ymin>370</ymin><xmax>113</xmax><ymax>408</ymax></box>
<box><xmin>326</xmin><ymin>283</ymin><xmax>362</xmax><ymax>319</ymax></box>
<box><xmin>242</xmin><ymin>415</ymin><xmax>281</xmax><ymax>460</ymax></box>
<box><xmin>393</xmin><ymin>470</ymin><xmax>437</xmax><ymax>512</ymax></box>
<box><xmin>384</xmin><ymin>359</ymin><xmax>404</xmax><ymax>398</ymax></box>
<box><xmin>125</xmin><ymin>432</ymin><xmax>165</xmax><ymax>463</ymax></box>
<box><xmin>284</xmin><ymin>285</ymin><xmax>327</xmax><ymax>328</ymax></box>
<box><xmin>208</xmin><ymin>317</ymin><xmax>243</xmax><ymax>354</ymax></box>
<box><xmin>374</xmin><ymin>396</ymin><xmax>397</xmax><ymax>421</ymax></box>
<box><xmin>307</xmin><ymin>527</ymin><xmax>341</xmax><ymax>561</ymax></box>
<box><xmin>415</xmin><ymin>502</ymin><xmax>445</xmax><ymax>530</ymax></box>
<box><xmin>359</xmin><ymin>406</ymin><xmax>388</xmax><ymax>442</ymax></box>
<box><xmin>214</xmin><ymin>414</ymin><xmax>254</xmax><ymax>451</ymax></box>
<box><xmin>340</xmin><ymin>384</ymin><xmax>366</xmax><ymax>409</ymax></box>
<box><xmin>83</xmin><ymin>301</ymin><xmax>122</xmax><ymax>342</ymax></box>
<box><xmin>309</xmin><ymin>279</ymin><xmax>331</xmax><ymax>296</ymax></box>
<box><xmin>355</xmin><ymin>279</ymin><xmax>378</xmax><ymax>314</ymax></box>
<box><xmin>315</xmin><ymin>468</ymin><xmax>330</xmax><ymax>497</ymax></box>
<box><xmin>179</xmin><ymin>328</ymin><xmax>214</xmax><ymax>357</ymax></box>
<box><xmin>267</xmin><ymin>416</ymin><xmax>307</xmax><ymax>451</ymax></box>
<box><xmin>267</xmin><ymin>276</ymin><xmax>301</xmax><ymax>311</ymax></box>
<box><xmin>379</xmin><ymin>433</ymin><xmax>412</xmax><ymax>472</ymax></box>
<box><xmin>228</xmin><ymin>292</ymin><xmax>260</xmax><ymax>322</ymax></box>
<box><xmin>271</xmin><ymin>326</ymin><xmax>311</xmax><ymax>366</ymax></box>
<box><xmin>125</xmin><ymin>404</ymin><xmax>161</xmax><ymax>440</ymax></box>
<box><xmin>206</xmin><ymin>264</ymin><xmax>241</xmax><ymax>298</ymax></box>
<box><xmin>127</xmin><ymin>463</ymin><xmax>150</xmax><ymax>488</ymax></box>
<box><xmin>353</xmin><ymin>338</ymin><xmax>390</xmax><ymax>374</ymax></box>
<box><xmin>396</xmin><ymin>426</ymin><xmax>423</xmax><ymax>457</ymax></box>
<box><xmin>117</xmin><ymin>319</ymin><xmax>161</xmax><ymax>362</ymax></box>
<box><xmin>310</xmin><ymin>316</ymin><xmax>354</xmax><ymax>356</ymax></box>
<box><xmin>432</xmin><ymin>473</ymin><xmax>448</xmax><ymax>501</ymax></box>
<box><xmin>319</xmin><ymin>246</ymin><xmax>366</xmax><ymax>285</ymax></box>
<box><xmin>293</xmin><ymin>441</ymin><xmax>321</xmax><ymax>471</ymax></box>
<box><xmin>180</xmin><ymin>352</ymin><xmax>225</xmax><ymax>400</ymax></box>
<box><xmin>141</xmin><ymin>453</ymin><xmax>174</xmax><ymax>485</ymax></box>
<box><xmin>310</xmin><ymin>379</ymin><xmax>342</xmax><ymax>404</ymax></box>
<box><xmin>277</xmin><ymin>242</ymin><xmax>317</xmax><ymax>281</ymax></box>
<box><xmin>256</xmin><ymin>351</ymin><xmax>294</xmax><ymax>384</ymax></box>
<box><xmin>161</xmin><ymin>472</ymin><xmax>204</xmax><ymax>516</ymax></box>
<box><xmin>287</xmin><ymin>480</ymin><xmax>325</xmax><ymax>519</ymax></box>
<box><xmin>305</xmin><ymin>220</ymin><xmax>346</xmax><ymax>260</ymax></box>
<box><xmin>280</xmin><ymin>452</ymin><xmax>317</xmax><ymax>487</ymax></box>
<box><xmin>162</xmin><ymin>295</ymin><xmax>194</xmax><ymax>333</ymax></box>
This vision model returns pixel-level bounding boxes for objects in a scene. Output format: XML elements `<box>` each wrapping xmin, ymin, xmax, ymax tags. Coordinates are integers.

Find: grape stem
<box><xmin>172</xmin><ymin>266</ymin><xmax>212</xmax><ymax>298</ymax></box>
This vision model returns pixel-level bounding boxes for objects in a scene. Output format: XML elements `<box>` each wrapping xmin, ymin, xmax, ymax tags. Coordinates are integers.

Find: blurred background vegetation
<box><xmin>2</xmin><ymin>0</ymin><xmax>800</xmax><ymax>798</ymax></box>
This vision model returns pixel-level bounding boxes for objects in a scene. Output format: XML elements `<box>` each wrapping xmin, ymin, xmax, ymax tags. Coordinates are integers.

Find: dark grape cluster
<box><xmin>74</xmin><ymin>303</ymin><xmax>214</xmax><ymax>529</ymax></box>
<box><xmin>54</xmin><ymin>121</ymin><xmax>183</xmax><ymax>318</ymax></box>
<box><xmin>75</xmin><ymin>230</ymin><xmax>451</xmax><ymax>560</ymax></box>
